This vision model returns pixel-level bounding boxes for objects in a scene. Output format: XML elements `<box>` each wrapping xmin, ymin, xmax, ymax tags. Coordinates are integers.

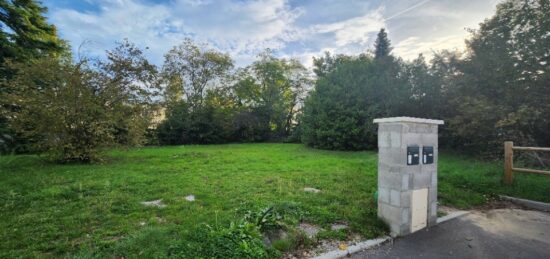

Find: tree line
<box><xmin>302</xmin><ymin>0</ymin><xmax>549</xmax><ymax>157</ymax></box>
<box><xmin>0</xmin><ymin>0</ymin><xmax>548</xmax><ymax>162</ymax></box>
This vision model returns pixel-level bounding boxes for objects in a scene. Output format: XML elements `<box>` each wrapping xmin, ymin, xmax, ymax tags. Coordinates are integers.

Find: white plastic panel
<box><xmin>410</xmin><ymin>188</ymin><xmax>428</xmax><ymax>232</ymax></box>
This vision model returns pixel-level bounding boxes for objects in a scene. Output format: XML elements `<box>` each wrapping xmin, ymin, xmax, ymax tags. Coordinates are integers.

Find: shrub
<box><xmin>4</xmin><ymin>58</ymin><xmax>113</xmax><ymax>162</ymax></box>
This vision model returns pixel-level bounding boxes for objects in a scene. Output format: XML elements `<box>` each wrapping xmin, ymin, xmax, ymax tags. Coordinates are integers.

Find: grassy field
<box><xmin>1</xmin><ymin>143</ymin><xmax>549</xmax><ymax>257</ymax></box>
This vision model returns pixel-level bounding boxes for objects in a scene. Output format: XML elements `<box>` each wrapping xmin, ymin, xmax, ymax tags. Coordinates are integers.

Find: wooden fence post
<box><xmin>504</xmin><ymin>141</ymin><xmax>514</xmax><ymax>184</ymax></box>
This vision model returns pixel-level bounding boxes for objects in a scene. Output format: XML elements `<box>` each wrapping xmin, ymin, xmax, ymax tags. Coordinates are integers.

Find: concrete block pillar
<box><xmin>374</xmin><ymin>117</ymin><xmax>444</xmax><ymax>236</ymax></box>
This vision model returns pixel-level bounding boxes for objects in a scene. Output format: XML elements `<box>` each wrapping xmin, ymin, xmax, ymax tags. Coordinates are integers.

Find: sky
<box><xmin>43</xmin><ymin>0</ymin><xmax>503</xmax><ymax>67</ymax></box>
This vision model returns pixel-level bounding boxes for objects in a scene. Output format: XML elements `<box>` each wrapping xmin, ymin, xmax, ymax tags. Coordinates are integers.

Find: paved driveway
<box><xmin>352</xmin><ymin>208</ymin><xmax>550</xmax><ymax>259</ymax></box>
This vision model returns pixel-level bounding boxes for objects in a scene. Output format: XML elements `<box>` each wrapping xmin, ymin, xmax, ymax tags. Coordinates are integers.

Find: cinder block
<box><xmin>402</xmin><ymin>174</ymin><xmax>409</xmax><ymax>190</ymax></box>
<box><xmin>379</xmin><ymin>148</ymin><xmax>407</xmax><ymax>165</ymax></box>
<box><xmin>400</xmin><ymin>191</ymin><xmax>411</xmax><ymax>207</ymax></box>
<box><xmin>421</xmin><ymin>163</ymin><xmax>436</xmax><ymax>173</ymax></box>
<box><xmin>430</xmin><ymin>202</ymin><xmax>437</xmax><ymax>217</ymax></box>
<box><xmin>401</xmin><ymin>133</ymin><xmax>422</xmax><ymax>147</ymax></box>
<box><xmin>405</xmin><ymin>164</ymin><xmax>422</xmax><ymax>174</ymax></box>
<box><xmin>379</xmin><ymin>204</ymin><xmax>403</xmax><ymax>223</ymax></box>
<box><xmin>401</xmin><ymin>208</ymin><xmax>410</xmax><ymax>224</ymax></box>
<box><xmin>379</xmin><ymin>172</ymin><xmax>409</xmax><ymax>191</ymax></box>
<box><xmin>421</xmin><ymin>133</ymin><xmax>438</xmax><ymax>147</ymax></box>
<box><xmin>378</xmin><ymin>187</ymin><xmax>390</xmax><ymax>203</ymax></box>
<box><xmin>413</xmin><ymin>171</ymin><xmax>431</xmax><ymax>189</ymax></box>
<box><xmin>406</xmin><ymin>123</ymin><xmax>432</xmax><ymax>134</ymax></box>
<box><xmin>399</xmin><ymin>224</ymin><xmax>412</xmax><ymax>236</ymax></box>
<box><xmin>431</xmin><ymin>173</ymin><xmax>438</xmax><ymax>188</ymax></box>
<box><xmin>389</xmin><ymin>223</ymin><xmax>401</xmax><ymax>237</ymax></box>
<box><xmin>390</xmin><ymin>132</ymin><xmax>401</xmax><ymax>148</ymax></box>
<box><xmin>428</xmin><ymin>216</ymin><xmax>437</xmax><ymax>226</ymax></box>
<box><xmin>378</xmin><ymin>161</ymin><xmax>405</xmax><ymax>174</ymax></box>
<box><xmin>379</xmin><ymin>123</ymin><xmax>403</xmax><ymax>134</ymax></box>
<box><xmin>378</xmin><ymin>131</ymin><xmax>390</xmax><ymax>148</ymax></box>
<box><xmin>429</xmin><ymin>187</ymin><xmax>437</xmax><ymax>202</ymax></box>
<box><xmin>390</xmin><ymin>189</ymin><xmax>401</xmax><ymax>207</ymax></box>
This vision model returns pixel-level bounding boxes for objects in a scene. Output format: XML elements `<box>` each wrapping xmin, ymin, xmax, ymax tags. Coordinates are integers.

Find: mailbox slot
<box><xmin>407</xmin><ymin>146</ymin><xmax>420</xmax><ymax>165</ymax></box>
<box><xmin>423</xmin><ymin>146</ymin><xmax>434</xmax><ymax>164</ymax></box>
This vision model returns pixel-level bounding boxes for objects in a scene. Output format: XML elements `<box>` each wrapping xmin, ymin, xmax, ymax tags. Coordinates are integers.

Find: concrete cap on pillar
<box><xmin>373</xmin><ymin>117</ymin><xmax>444</xmax><ymax>125</ymax></box>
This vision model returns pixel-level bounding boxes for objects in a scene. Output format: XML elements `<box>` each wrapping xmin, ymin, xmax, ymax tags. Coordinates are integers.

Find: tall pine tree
<box><xmin>0</xmin><ymin>0</ymin><xmax>66</xmax><ymax>153</ymax></box>
<box><xmin>374</xmin><ymin>28</ymin><xmax>392</xmax><ymax>59</ymax></box>
<box><xmin>0</xmin><ymin>0</ymin><xmax>66</xmax><ymax>68</ymax></box>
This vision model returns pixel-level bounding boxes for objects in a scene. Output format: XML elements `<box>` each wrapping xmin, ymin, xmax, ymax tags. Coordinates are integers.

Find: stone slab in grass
<box><xmin>185</xmin><ymin>195</ymin><xmax>195</xmax><ymax>202</ymax></box>
<box><xmin>299</xmin><ymin>222</ymin><xmax>321</xmax><ymax>238</ymax></box>
<box><xmin>140</xmin><ymin>199</ymin><xmax>166</xmax><ymax>208</ymax></box>
<box><xmin>304</xmin><ymin>187</ymin><xmax>321</xmax><ymax>193</ymax></box>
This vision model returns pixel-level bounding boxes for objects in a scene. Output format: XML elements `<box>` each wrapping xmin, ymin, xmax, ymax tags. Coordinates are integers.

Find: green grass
<box><xmin>1</xmin><ymin>143</ymin><xmax>549</xmax><ymax>257</ymax></box>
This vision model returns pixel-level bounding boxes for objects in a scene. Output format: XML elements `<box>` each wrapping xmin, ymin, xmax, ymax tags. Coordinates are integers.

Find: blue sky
<box><xmin>43</xmin><ymin>0</ymin><xmax>502</xmax><ymax>67</ymax></box>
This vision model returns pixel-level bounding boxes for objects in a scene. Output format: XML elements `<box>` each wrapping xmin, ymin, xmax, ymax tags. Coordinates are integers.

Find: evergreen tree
<box><xmin>374</xmin><ymin>28</ymin><xmax>392</xmax><ymax>59</ymax></box>
<box><xmin>0</xmin><ymin>0</ymin><xmax>66</xmax><ymax>67</ymax></box>
<box><xmin>0</xmin><ymin>0</ymin><xmax>66</xmax><ymax>152</ymax></box>
<box><xmin>445</xmin><ymin>0</ymin><xmax>550</xmax><ymax>155</ymax></box>
<box><xmin>301</xmin><ymin>57</ymin><xmax>380</xmax><ymax>150</ymax></box>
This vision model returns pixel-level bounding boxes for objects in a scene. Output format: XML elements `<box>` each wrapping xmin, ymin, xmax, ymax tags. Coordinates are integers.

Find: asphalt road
<box><xmin>352</xmin><ymin>209</ymin><xmax>550</xmax><ymax>259</ymax></box>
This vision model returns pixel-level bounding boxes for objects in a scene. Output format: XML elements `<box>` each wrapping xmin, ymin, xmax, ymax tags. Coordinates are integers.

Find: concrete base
<box><xmin>500</xmin><ymin>195</ymin><xmax>550</xmax><ymax>212</ymax></box>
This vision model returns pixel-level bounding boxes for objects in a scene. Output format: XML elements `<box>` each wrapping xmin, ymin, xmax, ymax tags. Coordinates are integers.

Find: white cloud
<box><xmin>313</xmin><ymin>8</ymin><xmax>385</xmax><ymax>47</ymax></box>
<box><xmin>394</xmin><ymin>34</ymin><xmax>467</xmax><ymax>60</ymax></box>
<box><xmin>51</xmin><ymin>0</ymin><xmax>301</xmax><ymax>65</ymax></box>
<box><xmin>47</xmin><ymin>0</ymin><xmax>500</xmax><ymax>67</ymax></box>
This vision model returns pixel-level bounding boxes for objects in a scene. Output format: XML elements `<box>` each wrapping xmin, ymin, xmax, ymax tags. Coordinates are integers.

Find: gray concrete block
<box><xmin>379</xmin><ymin>123</ymin><xmax>403</xmax><ymax>134</ymax></box>
<box><xmin>408</xmin><ymin>123</ymin><xmax>433</xmax><ymax>134</ymax></box>
<box><xmin>379</xmin><ymin>204</ymin><xmax>403</xmax><ymax>224</ymax></box>
<box><xmin>401</xmin><ymin>208</ymin><xmax>410</xmax><ymax>224</ymax></box>
<box><xmin>378</xmin><ymin>187</ymin><xmax>390</xmax><ymax>203</ymax></box>
<box><xmin>402</xmin><ymin>174</ymin><xmax>409</xmax><ymax>190</ymax></box>
<box><xmin>390</xmin><ymin>132</ymin><xmax>401</xmax><ymax>148</ymax></box>
<box><xmin>429</xmin><ymin>187</ymin><xmax>437</xmax><ymax>202</ymax></box>
<box><xmin>421</xmin><ymin>133</ymin><xmax>438</xmax><ymax>147</ymax></box>
<box><xmin>400</xmin><ymin>191</ymin><xmax>411</xmax><ymax>207</ymax></box>
<box><xmin>390</xmin><ymin>189</ymin><xmax>401</xmax><ymax>207</ymax></box>
<box><xmin>430</xmin><ymin>202</ymin><xmax>437</xmax><ymax>217</ymax></box>
<box><xmin>405</xmin><ymin>164</ymin><xmax>422</xmax><ymax>174</ymax></box>
<box><xmin>421</xmin><ymin>163</ymin><xmax>436</xmax><ymax>173</ymax></box>
<box><xmin>399</xmin><ymin>224</ymin><xmax>411</xmax><ymax>236</ymax></box>
<box><xmin>378</xmin><ymin>162</ymin><xmax>405</xmax><ymax>174</ymax></box>
<box><xmin>401</xmin><ymin>133</ymin><xmax>422</xmax><ymax>147</ymax></box>
<box><xmin>413</xmin><ymin>171</ymin><xmax>432</xmax><ymax>189</ymax></box>
<box><xmin>428</xmin><ymin>215</ymin><xmax>437</xmax><ymax>226</ymax></box>
<box><xmin>389</xmin><ymin>223</ymin><xmax>401</xmax><ymax>237</ymax></box>
<box><xmin>378</xmin><ymin>148</ymin><xmax>407</xmax><ymax>166</ymax></box>
<box><xmin>379</xmin><ymin>172</ymin><xmax>409</xmax><ymax>191</ymax></box>
<box><xmin>378</xmin><ymin>131</ymin><xmax>393</xmax><ymax>148</ymax></box>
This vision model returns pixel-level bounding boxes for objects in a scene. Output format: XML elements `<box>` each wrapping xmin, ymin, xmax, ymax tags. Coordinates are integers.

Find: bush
<box><xmin>3</xmin><ymin>58</ymin><xmax>113</xmax><ymax>162</ymax></box>
<box><xmin>157</xmin><ymin>101</ymin><xmax>228</xmax><ymax>145</ymax></box>
<box><xmin>301</xmin><ymin>58</ymin><xmax>379</xmax><ymax>150</ymax></box>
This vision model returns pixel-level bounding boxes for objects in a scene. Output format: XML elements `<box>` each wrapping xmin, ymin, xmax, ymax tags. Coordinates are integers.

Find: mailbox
<box><xmin>407</xmin><ymin>146</ymin><xmax>420</xmax><ymax>165</ymax></box>
<box><xmin>423</xmin><ymin>146</ymin><xmax>434</xmax><ymax>164</ymax></box>
<box><xmin>375</xmin><ymin>117</ymin><xmax>444</xmax><ymax>236</ymax></box>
